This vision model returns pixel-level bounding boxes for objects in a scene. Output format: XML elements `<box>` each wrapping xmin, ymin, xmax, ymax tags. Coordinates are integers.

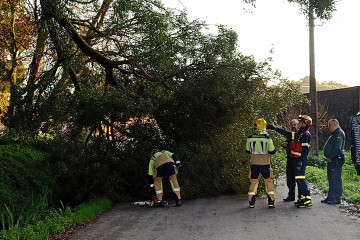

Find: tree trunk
<box><xmin>309</xmin><ymin>2</ymin><xmax>319</xmax><ymax>156</ymax></box>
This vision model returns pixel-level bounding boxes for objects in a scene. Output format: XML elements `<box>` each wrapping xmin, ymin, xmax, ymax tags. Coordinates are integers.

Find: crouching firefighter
<box><xmin>148</xmin><ymin>149</ymin><xmax>182</xmax><ymax>207</ymax></box>
<box><xmin>246</xmin><ymin>118</ymin><xmax>276</xmax><ymax>208</ymax></box>
<box><xmin>268</xmin><ymin>115</ymin><xmax>313</xmax><ymax>208</ymax></box>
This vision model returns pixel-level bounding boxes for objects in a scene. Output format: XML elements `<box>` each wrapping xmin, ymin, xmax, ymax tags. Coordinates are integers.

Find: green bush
<box><xmin>0</xmin><ymin>141</ymin><xmax>55</xmax><ymax>229</ymax></box>
<box><xmin>44</xmin><ymin>121</ymin><xmax>164</xmax><ymax>205</ymax></box>
<box><xmin>308</xmin><ymin>154</ymin><xmax>327</xmax><ymax>168</ymax></box>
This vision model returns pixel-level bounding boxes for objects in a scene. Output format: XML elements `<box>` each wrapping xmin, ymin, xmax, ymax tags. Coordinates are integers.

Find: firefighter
<box><xmin>246</xmin><ymin>118</ymin><xmax>276</xmax><ymax>208</ymax></box>
<box><xmin>268</xmin><ymin>115</ymin><xmax>312</xmax><ymax>208</ymax></box>
<box><xmin>148</xmin><ymin>149</ymin><xmax>182</xmax><ymax>207</ymax></box>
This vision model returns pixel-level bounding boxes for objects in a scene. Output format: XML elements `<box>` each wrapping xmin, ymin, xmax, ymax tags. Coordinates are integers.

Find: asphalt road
<box><xmin>69</xmin><ymin>178</ymin><xmax>360</xmax><ymax>240</ymax></box>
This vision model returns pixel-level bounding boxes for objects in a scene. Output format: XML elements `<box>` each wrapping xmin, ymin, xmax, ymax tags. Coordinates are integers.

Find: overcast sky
<box><xmin>162</xmin><ymin>0</ymin><xmax>360</xmax><ymax>87</ymax></box>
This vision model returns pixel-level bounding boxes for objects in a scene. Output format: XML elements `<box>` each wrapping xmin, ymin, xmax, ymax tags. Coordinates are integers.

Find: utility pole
<box><xmin>309</xmin><ymin>2</ymin><xmax>319</xmax><ymax>156</ymax></box>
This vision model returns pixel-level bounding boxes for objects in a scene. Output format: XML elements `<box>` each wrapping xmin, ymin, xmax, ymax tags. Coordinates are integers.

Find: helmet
<box><xmin>298</xmin><ymin>115</ymin><xmax>312</xmax><ymax>127</ymax></box>
<box><xmin>254</xmin><ymin>118</ymin><xmax>267</xmax><ymax>131</ymax></box>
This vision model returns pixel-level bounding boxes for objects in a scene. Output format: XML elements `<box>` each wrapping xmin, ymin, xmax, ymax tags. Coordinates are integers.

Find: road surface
<box><xmin>68</xmin><ymin>178</ymin><xmax>360</xmax><ymax>240</ymax></box>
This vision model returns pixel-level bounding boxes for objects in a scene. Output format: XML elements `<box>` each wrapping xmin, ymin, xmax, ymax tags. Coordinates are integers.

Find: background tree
<box><xmin>0</xmin><ymin>0</ymin><xmax>33</xmax><ymax>124</ymax></box>
<box><xmin>242</xmin><ymin>0</ymin><xmax>339</xmax><ymax>156</ymax></box>
<box><xmin>2</xmin><ymin>0</ymin><xmax>306</xmax><ymax>203</ymax></box>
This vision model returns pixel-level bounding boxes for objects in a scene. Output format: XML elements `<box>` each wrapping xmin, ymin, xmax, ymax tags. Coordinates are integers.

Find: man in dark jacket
<box><xmin>282</xmin><ymin>119</ymin><xmax>299</xmax><ymax>202</ymax></box>
<box><xmin>322</xmin><ymin>119</ymin><xmax>345</xmax><ymax>205</ymax></box>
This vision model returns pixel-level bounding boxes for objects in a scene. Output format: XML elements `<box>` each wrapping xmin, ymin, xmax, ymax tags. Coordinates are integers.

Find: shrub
<box><xmin>0</xmin><ymin>141</ymin><xmax>55</xmax><ymax>230</ymax></box>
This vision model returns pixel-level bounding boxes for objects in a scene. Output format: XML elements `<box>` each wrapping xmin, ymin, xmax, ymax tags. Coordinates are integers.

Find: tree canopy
<box><xmin>0</xmin><ymin>0</ymin><xmax>306</xmax><ymax>201</ymax></box>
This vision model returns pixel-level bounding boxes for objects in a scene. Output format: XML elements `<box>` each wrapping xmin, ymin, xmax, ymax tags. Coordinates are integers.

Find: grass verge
<box><xmin>307</xmin><ymin>151</ymin><xmax>360</xmax><ymax>203</ymax></box>
<box><xmin>0</xmin><ymin>198</ymin><xmax>112</xmax><ymax>240</ymax></box>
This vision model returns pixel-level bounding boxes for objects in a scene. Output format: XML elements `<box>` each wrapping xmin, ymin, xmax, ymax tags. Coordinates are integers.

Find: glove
<box><xmin>267</xmin><ymin>124</ymin><xmax>275</xmax><ymax>130</ymax></box>
<box><xmin>176</xmin><ymin>164</ymin><xmax>183</xmax><ymax>172</ymax></box>
<box><xmin>148</xmin><ymin>174</ymin><xmax>154</xmax><ymax>187</ymax></box>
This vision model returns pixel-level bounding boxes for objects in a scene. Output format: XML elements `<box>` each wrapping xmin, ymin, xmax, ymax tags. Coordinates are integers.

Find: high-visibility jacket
<box><xmin>246</xmin><ymin>131</ymin><xmax>276</xmax><ymax>165</ymax></box>
<box><xmin>148</xmin><ymin>150</ymin><xmax>179</xmax><ymax>176</ymax></box>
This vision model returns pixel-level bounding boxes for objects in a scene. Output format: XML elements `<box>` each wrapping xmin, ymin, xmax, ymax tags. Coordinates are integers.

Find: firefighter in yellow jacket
<box><xmin>148</xmin><ymin>149</ymin><xmax>182</xmax><ymax>207</ymax></box>
<box><xmin>246</xmin><ymin>118</ymin><xmax>276</xmax><ymax>208</ymax></box>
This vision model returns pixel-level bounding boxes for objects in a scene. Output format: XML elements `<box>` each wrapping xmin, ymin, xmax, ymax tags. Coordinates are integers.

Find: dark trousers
<box><xmin>327</xmin><ymin>156</ymin><xmax>345</xmax><ymax>201</ymax></box>
<box><xmin>286</xmin><ymin>158</ymin><xmax>296</xmax><ymax>197</ymax></box>
<box><xmin>293</xmin><ymin>158</ymin><xmax>310</xmax><ymax>196</ymax></box>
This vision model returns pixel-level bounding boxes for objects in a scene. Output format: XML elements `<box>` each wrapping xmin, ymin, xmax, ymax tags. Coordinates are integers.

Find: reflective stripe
<box><xmin>175</xmin><ymin>161</ymin><xmax>181</xmax><ymax>164</ymax></box>
<box><xmin>291</xmin><ymin>151</ymin><xmax>301</xmax><ymax>156</ymax></box>
<box><xmin>156</xmin><ymin>190</ymin><xmax>163</xmax><ymax>194</ymax></box>
<box><xmin>248</xmin><ymin>192</ymin><xmax>256</xmax><ymax>196</ymax></box>
<box><xmin>291</xmin><ymin>132</ymin><xmax>295</xmax><ymax>140</ymax></box>
<box><xmin>150</xmin><ymin>184</ymin><xmax>154</xmax><ymax>187</ymax></box>
<box><xmin>301</xmin><ymin>143</ymin><xmax>310</xmax><ymax>147</ymax></box>
<box><xmin>267</xmin><ymin>191</ymin><xmax>275</xmax><ymax>195</ymax></box>
<box><xmin>173</xmin><ymin>188</ymin><xmax>180</xmax><ymax>192</ymax></box>
<box><xmin>295</xmin><ymin>176</ymin><xmax>305</xmax><ymax>179</ymax></box>
<box><xmin>248</xmin><ymin>138</ymin><xmax>269</xmax><ymax>154</ymax></box>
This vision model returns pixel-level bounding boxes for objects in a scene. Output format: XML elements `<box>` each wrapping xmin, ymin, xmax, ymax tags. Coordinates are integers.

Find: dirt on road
<box><xmin>63</xmin><ymin>178</ymin><xmax>359</xmax><ymax>240</ymax></box>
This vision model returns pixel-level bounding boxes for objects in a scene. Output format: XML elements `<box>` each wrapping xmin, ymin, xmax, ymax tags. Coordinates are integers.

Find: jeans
<box><xmin>327</xmin><ymin>156</ymin><xmax>345</xmax><ymax>201</ymax></box>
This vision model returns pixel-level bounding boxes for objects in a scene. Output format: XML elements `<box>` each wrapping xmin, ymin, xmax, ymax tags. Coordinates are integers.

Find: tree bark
<box><xmin>309</xmin><ymin>2</ymin><xmax>319</xmax><ymax>156</ymax></box>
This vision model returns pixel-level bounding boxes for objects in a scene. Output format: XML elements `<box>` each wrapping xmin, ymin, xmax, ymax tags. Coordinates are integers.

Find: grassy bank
<box><xmin>307</xmin><ymin>151</ymin><xmax>360</xmax><ymax>203</ymax></box>
<box><xmin>0</xmin><ymin>197</ymin><xmax>112</xmax><ymax>240</ymax></box>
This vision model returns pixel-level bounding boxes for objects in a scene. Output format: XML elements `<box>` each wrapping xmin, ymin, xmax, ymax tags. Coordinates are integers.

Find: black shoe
<box><xmin>321</xmin><ymin>198</ymin><xmax>330</xmax><ymax>203</ymax></box>
<box><xmin>268</xmin><ymin>195</ymin><xmax>275</xmax><ymax>208</ymax></box>
<box><xmin>296</xmin><ymin>195</ymin><xmax>312</xmax><ymax>208</ymax></box>
<box><xmin>155</xmin><ymin>200</ymin><xmax>165</xmax><ymax>207</ymax></box>
<box><xmin>175</xmin><ymin>199</ymin><xmax>182</xmax><ymax>207</ymax></box>
<box><xmin>327</xmin><ymin>200</ymin><xmax>341</xmax><ymax>205</ymax></box>
<box><xmin>283</xmin><ymin>196</ymin><xmax>295</xmax><ymax>202</ymax></box>
<box><xmin>249</xmin><ymin>195</ymin><xmax>256</xmax><ymax>208</ymax></box>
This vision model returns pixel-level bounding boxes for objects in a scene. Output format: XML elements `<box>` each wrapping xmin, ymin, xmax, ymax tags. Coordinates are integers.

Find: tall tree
<box><xmin>242</xmin><ymin>0</ymin><xmax>339</xmax><ymax>156</ymax></box>
<box><xmin>0</xmin><ymin>0</ymin><xmax>33</xmax><ymax>122</ymax></box>
<box><xmin>287</xmin><ymin>0</ymin><xmax>338</xmax><ymax>156</ymax></box>
<box><xmin>1</xmin><ymin>0</ymin><xmax>308</xmax><ymax>200</ymax></box>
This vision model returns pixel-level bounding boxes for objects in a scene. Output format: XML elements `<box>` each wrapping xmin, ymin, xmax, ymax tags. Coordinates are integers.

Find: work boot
<box><xmin>283</xmin><ymin>195</ymin><xmax>295</xmax><ymax>202</ymax></box>
<box><xmin>175</xmin><ymin>197</ymin><xmax>182</xmax><ymax>207</ymax></box>
<box><xmin>268</xmin><ymin>195</ymin><xmax>275</xmax><ymax>208</ymax></box>
<box><xmin>296</xmin><ymin>195</ymin><xmax>312</xmax><ymax>208</ymax></box>
<box><xmin>249</xmin><ymin>195</ymin><xmax>256</xmax><ymax>208</ymax></box>
<box><xmin>154</xmin><ymin>200</ymin><xmax>165</xmax><ymax>207</ymax></box>
<box><xmin>321</xmin><ymin>197</ymin><xmax>330</xmax><ymax>203</ymax></box>
<box><xmin>327</xmin><ymin>199</ymin><xmax>341</xmax><ymax>205</ymax></box>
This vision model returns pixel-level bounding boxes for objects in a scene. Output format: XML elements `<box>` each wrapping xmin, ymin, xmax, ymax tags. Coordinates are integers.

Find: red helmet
<box><xmin>298</xmin><ymin>115</ymin><xmax>312</xmax><ymax>127</ymax></box>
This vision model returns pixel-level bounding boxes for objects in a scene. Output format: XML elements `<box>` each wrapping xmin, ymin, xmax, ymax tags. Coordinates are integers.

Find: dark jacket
<box><xmin>324</xmin><ymin>127</ymin><xmax>345</xmax><ymax>160</ymax></box>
